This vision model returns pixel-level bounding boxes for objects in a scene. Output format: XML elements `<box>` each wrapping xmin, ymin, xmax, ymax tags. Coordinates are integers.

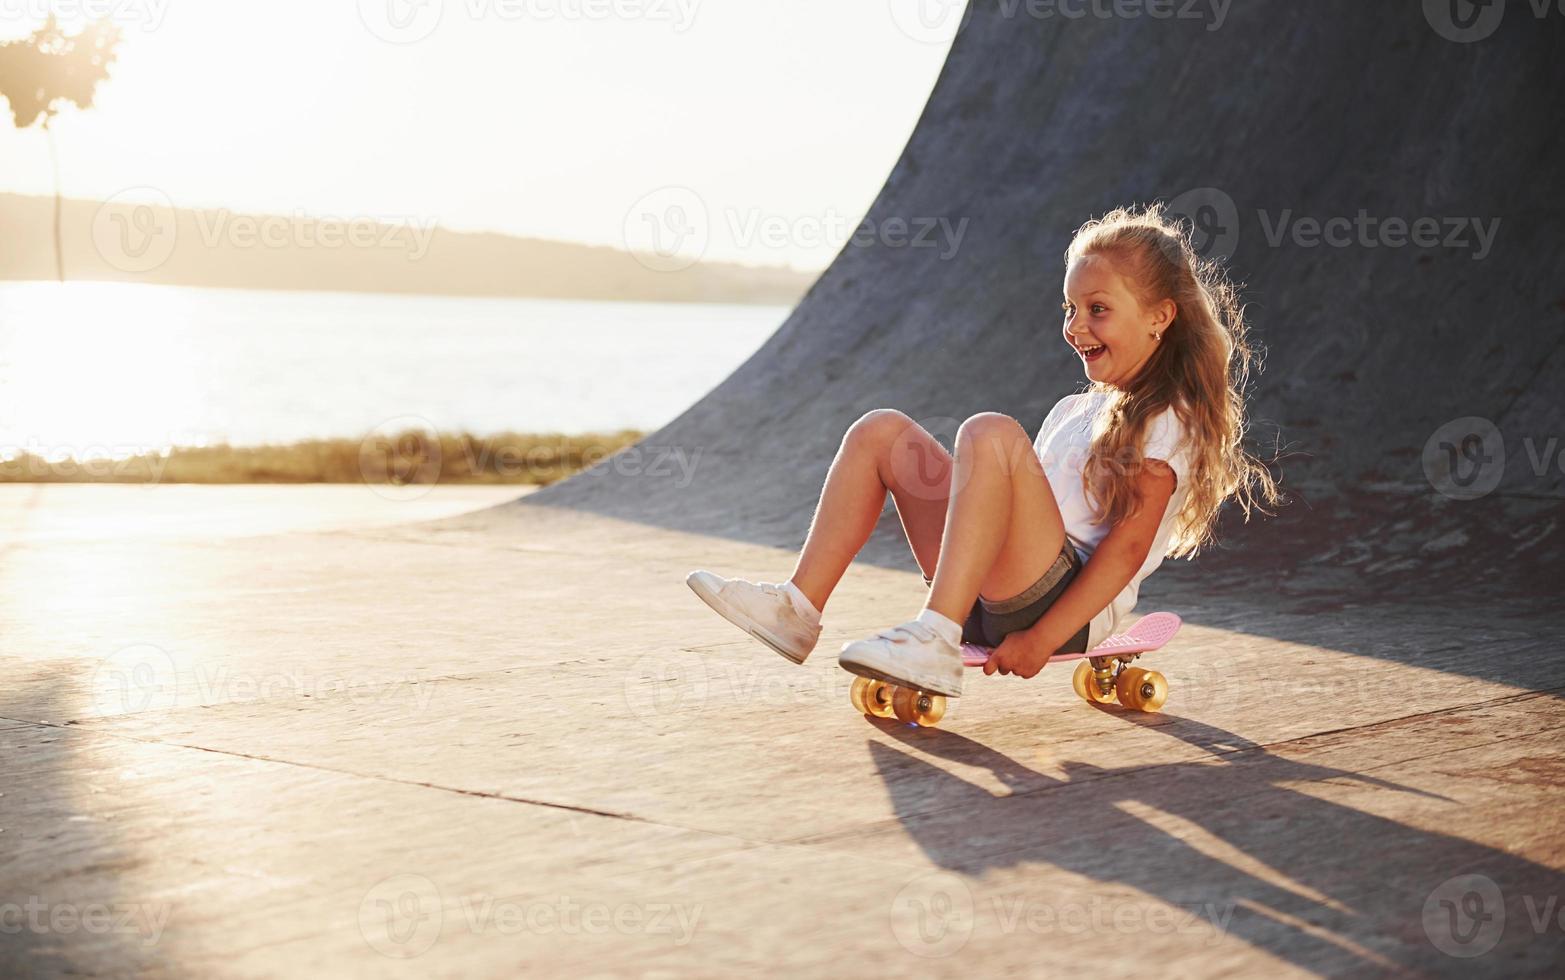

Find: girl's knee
<box><xmin>846</xmin><ymin>409</ymin><xmax>915</xmax><ymax>450</ymax></box>
<box><xmin>958</xmin><ymin>412</ymin><xmax>1021</xmax><ymax>444</ymax></box>
<box><xmin>957</xmin><ymin>413</ymin><xmax>1035</xmax><ymax>473</ymax></box>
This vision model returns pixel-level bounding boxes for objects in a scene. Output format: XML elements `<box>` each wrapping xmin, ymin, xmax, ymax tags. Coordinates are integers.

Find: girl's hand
<box><xmin>983</xmin><ymin>631</ymin><xmax>1052</xmax><ymax>679</ymax></box>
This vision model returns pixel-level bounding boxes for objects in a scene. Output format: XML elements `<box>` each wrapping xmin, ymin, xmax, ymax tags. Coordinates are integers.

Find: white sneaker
<box><xmin>838</xmin><ymin>621</ymin><xmax>964</xmax><ymax>697</ymax></box>
<box><xmin>685</xmin><ymin>570</ymin><xmax>822</xmax><ymax>664</ymax></box>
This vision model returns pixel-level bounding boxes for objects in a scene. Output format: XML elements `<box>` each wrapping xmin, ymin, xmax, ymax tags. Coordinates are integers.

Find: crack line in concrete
<box><xmin>3</xmin><ymin>687</ymin><xmax>1559</xmax><ymax>855</ymax></box>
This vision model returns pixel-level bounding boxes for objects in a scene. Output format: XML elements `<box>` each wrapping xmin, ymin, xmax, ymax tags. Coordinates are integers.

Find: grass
<box><xmin>0</xmin><ymin>429</ymin><xmax>646</xmax><ymax>485</ymax></box>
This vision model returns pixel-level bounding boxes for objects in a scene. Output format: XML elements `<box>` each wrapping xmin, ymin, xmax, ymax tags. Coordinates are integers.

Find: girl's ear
<box><xmin>1151</xmin><ymin>298</ymin><xmax>1177</xmax><ymax>330</ymax></box>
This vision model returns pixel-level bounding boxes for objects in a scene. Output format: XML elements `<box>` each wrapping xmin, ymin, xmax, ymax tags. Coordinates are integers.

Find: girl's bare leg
<box><xmin>789</xmin><ymin>409</ymin><xmax>1067</xmax><ymax>628</ymax></box>
<box><xmin>925</xmin><ymin>413</ymin><xmax>1069</xmax><ymax>625</ymax></box>
<box><xmin>788</xmin><ymin>410</ymin><xmax>953</xmax><ymax>612</ymax></box>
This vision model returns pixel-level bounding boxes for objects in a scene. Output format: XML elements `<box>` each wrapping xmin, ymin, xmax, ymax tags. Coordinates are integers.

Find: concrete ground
<box><xmin>2</xmin><ymin>485</ymin><xmax>1561</xmax><ymax>977</ymax></box>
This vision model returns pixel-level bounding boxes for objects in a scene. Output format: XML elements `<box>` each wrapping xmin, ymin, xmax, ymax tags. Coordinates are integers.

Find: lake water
<box><xmin>0</xmin><ymin>282</ymin><xmax>789</xmax><ymax>456</ymax></box>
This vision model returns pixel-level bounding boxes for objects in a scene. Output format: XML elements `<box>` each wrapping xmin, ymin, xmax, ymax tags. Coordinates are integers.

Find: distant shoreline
<box><xmin>0</xmin><ymin>193</ymin><xmax>817</xmax><ymax>306</ymax></box>
<box><xmin>0</xmin><ymin>277</ymin><xmax>796</xmax><ymax>308</ymax></box>
<box><xmin>0</xmin><ymin>430</ymin><xmax>646</xmax><ymax>485</ymax></box>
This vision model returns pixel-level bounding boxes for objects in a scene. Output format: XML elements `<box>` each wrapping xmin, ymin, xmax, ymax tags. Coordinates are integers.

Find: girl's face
<box><xmin>1061</xmin><ymin>253</ymin><xmax>1174</xmax><ymax>389</ymax></box>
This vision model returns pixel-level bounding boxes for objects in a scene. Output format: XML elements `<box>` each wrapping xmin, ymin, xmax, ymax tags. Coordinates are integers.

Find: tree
<box><xmin>0</xmin><ymin>16</ymin><xmax>123</xmax><ymax>282</ymax></box>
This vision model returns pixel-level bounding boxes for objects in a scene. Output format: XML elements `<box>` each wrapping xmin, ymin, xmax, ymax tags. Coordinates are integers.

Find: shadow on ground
<box><xmin>866</xmin><ymin>707</ymin><xmax>1565</xmax><ymax>974</ymax></box>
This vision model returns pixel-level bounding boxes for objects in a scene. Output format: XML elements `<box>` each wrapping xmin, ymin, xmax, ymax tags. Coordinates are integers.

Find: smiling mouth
<box><xmin>1078</xmin><ymin>344</ymin><xmax>1106</xmax><ymax>360</ymax></box>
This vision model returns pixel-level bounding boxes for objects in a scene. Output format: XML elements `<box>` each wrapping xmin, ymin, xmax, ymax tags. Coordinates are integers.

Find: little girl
<box><xmin>686</xmin><ymin>204</ymin><xmax>1280</xmax><ymax>698</ymax></box>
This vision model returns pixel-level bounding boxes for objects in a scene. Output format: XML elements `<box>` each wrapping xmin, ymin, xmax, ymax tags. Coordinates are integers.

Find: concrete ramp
<box><xmin>524</xmin><ymin>0</ymin><xmax>1565</xmax><ymax>604</ymax></box>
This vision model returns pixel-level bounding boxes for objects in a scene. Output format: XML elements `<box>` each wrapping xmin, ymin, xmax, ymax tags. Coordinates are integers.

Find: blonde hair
<box><xmin>1066</xmin><ymin>203</ymin><xmax>1284</xmax><ymax>559</ymax></box>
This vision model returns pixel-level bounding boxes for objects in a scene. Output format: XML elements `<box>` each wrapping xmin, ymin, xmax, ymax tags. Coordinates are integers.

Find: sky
<box><xmin>0</xmin><ymin>1</ymin><xmax>962</xmax><ymax>270</ymax></box>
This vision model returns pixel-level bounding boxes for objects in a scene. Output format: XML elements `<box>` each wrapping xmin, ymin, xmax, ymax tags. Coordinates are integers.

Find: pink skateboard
<box><xmin>850</xmin><ymin>612</ymin><xmax>1183</xmax><ymax>726</ymax></box>
<box><xmin>962</xmin><ymin>610</ymin><xmax>1182</xmax><ymax>667</ymax></box>
<box><xmin>964</xmin><ymin>610</ymin><xmax>1182</xmax><ymax>711</ymax></box>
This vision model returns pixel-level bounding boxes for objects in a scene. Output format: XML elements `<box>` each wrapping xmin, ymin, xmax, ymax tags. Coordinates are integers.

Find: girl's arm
<box><xmin>984</xmin><ymin>459</ymin><xmax>1178</xmax><ymax>678</ymax></box>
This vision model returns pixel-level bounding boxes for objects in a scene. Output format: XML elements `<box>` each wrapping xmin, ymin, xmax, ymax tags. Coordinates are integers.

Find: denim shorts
<box><xmin>928</xmin><ymin>540</ymin><xmax>1090</xmax><ymax>654</ymax></box>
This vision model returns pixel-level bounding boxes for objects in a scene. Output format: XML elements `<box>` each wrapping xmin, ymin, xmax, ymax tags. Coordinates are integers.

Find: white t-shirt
<box><xmin>1033</xmin><ymin>391</ymin><xmax>1193</xmax><ymax>648</ymax></box>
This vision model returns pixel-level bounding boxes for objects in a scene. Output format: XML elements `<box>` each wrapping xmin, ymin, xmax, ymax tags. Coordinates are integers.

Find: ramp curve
<box><xmin>522</xmin><ymin>0</ymin><xmax>1565</xmax><ymax>606</ymax></box>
